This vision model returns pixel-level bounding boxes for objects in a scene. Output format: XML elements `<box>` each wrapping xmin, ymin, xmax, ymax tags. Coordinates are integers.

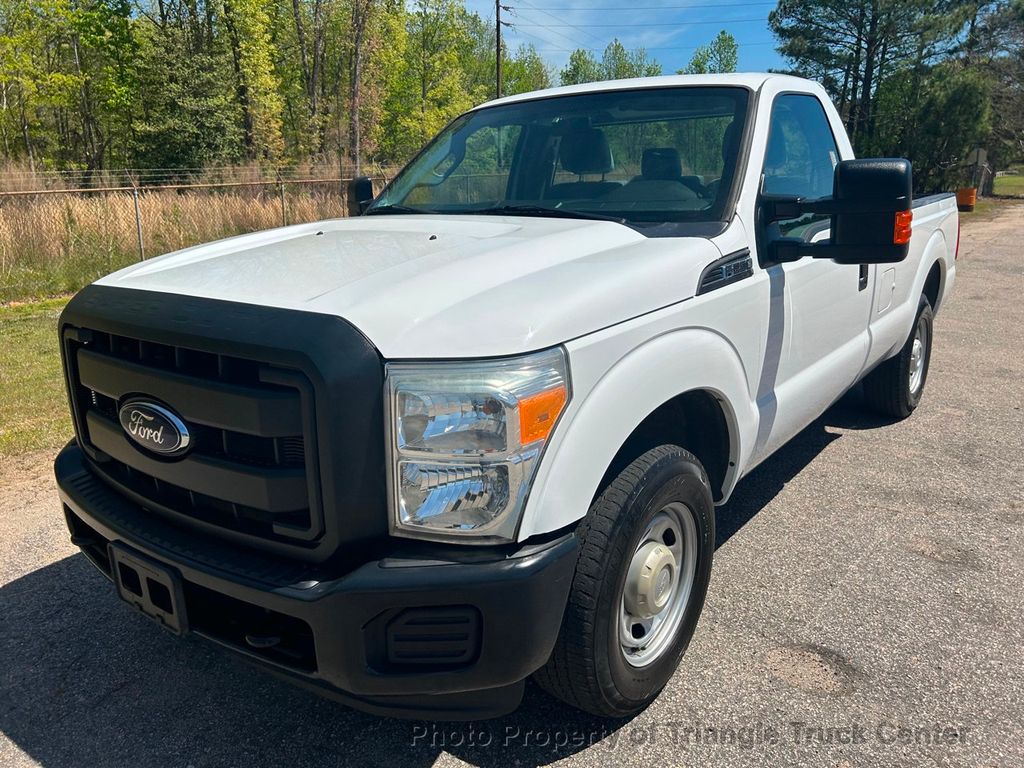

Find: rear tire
<box><xmin>534</xmin><ymin>445</ymin><xmax>714</xmax><ymax>717</ymax></box>
<box><xmin>863</xmin><ymin>293</ymin><xmax>933</xmax><ymax>419</ymax></box>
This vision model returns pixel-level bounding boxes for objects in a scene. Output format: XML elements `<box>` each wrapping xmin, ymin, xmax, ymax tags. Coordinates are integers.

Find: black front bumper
<box><xmin>55</xmin><ymin>442</ymin><xmax>577</xmax><ymax>720</ymax></box>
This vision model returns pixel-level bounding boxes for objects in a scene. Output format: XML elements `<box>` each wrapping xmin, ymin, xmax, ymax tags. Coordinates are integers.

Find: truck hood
<box><xmin>96</xmin><ymin>215</ymin><xmax>723</xmax><ymax>358</ymax></box>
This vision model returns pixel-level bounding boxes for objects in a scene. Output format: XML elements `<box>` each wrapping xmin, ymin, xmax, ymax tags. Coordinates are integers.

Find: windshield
<box><xmin>370</xmin><ymin>86</ymin><xmax>749</xmax><ymax>225</ymax></box>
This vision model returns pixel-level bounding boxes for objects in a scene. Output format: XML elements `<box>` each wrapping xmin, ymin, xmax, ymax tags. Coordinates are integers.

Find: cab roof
<box><xmin>473</xmin><ymin>73</ymin><xmax>815</xmax><ymax>111</ymax></box>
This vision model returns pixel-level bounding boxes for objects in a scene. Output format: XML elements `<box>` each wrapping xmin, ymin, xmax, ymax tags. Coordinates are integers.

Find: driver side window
<box><xmin>763</xmin><ymin>94</ymin><xmax>840</xmax><ymax>239</ymax></box>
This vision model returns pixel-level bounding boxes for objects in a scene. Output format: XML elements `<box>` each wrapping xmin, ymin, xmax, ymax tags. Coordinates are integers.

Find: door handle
<box><xmin>858</xmin><ymin>264</ymin><xmax>869</xmax><ymax>291</ymax></box>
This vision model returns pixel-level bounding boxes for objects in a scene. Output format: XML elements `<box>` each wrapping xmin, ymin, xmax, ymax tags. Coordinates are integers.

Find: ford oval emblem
<box><xmin>118</xmin><ymin>399</ymin><xmax>191</xmax><ymax>457</ymax></box>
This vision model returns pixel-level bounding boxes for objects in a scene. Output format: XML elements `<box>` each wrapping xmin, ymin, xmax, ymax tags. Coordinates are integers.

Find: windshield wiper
<box><xmin>364</xmin><ymin>204</ymin><xmax>436</xmax><ymax>215</ymax></box>
<box><xmin>469</xmin><ymin>204</ymin><xmax>627</xmax><ymax>224</ymax></box>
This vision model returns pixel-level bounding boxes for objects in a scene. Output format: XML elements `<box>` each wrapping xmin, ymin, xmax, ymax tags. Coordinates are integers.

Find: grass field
<box><xmin>967</xmin><ymin>197</ymin><xmax>999</xmax><ymax>217</ymax></box>
<box><xmin>994</xmin><ymin>170</ymin><xmax>1024</xmax><ymax>197</ymax></box>
<box><xmin>0</xmin><ymin>297</ymin><xmax>72</xmax><ymax>458</ymax></box>
<box><xmin>0</xmin><ymin>187</ymin><xmax>343</xmax><ymax>303</ymax></box>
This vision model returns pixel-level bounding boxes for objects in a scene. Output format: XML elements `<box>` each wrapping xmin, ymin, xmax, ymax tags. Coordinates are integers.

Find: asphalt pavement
<box><xmin>1</xmin><ymin>202</ymin><xmax>1022</xmax><ymax>768</ymax></box>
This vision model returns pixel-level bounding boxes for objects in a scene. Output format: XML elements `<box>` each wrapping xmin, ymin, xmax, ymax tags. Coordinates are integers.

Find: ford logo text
<box><xmin>117</xmin><ymin>400</ymin><xmax>192</xmax><ymax>457</ymax></box>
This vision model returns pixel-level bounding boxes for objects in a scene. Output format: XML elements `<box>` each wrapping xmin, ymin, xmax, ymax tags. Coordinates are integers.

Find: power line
<box><xmin>510</xmin><ymin>24</ymin><xmax>580</xmax><ymax>51</ymax></box>
<box><xmin>507</xmin><ymin>10</ymin><xmax>600</xmax><ymax>51</ymax></box>
<box><xmin>502</xmin><ymin>2</ymin><xmax>779</xmax><ymax>61</ymax></box>
<box><xmin>528</xmin><ymin>1</ymin><xmax>775</xmax><ymax>8</ymax></box>
<box><xmin>515</xmin><ymin>0</ymin><xmax>610</xmax><ymax>48</ymax></box>
<box><xmin>516</xmin><ymin>17</ymin><xmax>768</xmax><ymax>27</ymax></box>
<box><xmin>520</xmin><ymin>38</ymin><xmax>774</xmax><ymax>52</ymax></box>
<box><xmin>509</xmin><ymin>32</ymin><xmax>778</xmax><ymax>53</ymax></box>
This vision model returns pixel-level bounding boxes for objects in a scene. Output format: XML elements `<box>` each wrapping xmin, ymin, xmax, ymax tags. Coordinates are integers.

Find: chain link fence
<box><xmin>0</xmin><ymin>167</ymin><xmax>392</xmax><ymax>303</ymax></box>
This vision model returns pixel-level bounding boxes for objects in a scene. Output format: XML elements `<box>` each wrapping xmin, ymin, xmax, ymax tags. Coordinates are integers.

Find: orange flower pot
<box><xmin>956</xmin><ymin>187</ymin><xmax>977</xmax><ymax>212</ymax></box>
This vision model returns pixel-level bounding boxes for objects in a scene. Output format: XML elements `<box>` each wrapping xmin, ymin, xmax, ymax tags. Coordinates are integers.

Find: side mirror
<box><xmin>764</xmin><ymin>158</ymin><xmax>913</xmax><ymax>265</ymax></box>
<box><xmin>348</xmin><ymin>176</ymin><xmax>375</xmax><ymax>216</ymax></box>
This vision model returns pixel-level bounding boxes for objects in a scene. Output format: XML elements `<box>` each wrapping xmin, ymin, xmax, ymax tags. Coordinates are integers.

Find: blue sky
<box><xmin>464</xmin><ymin>0</ymin><xmax>787</xmax><ymax>79</ymax></box>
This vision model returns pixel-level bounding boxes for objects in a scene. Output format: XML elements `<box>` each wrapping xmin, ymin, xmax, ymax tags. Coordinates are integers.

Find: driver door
<box><xmin>753</xmin><ymin>94</ymin><xmax>874</xmax><ymax>461</ymax></box>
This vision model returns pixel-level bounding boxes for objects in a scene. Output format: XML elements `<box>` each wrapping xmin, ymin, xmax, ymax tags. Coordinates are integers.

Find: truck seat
<box><xmin>547</xmin><ymin>128</ymin><xmax>621</xmax><ymax>201</ymax></box>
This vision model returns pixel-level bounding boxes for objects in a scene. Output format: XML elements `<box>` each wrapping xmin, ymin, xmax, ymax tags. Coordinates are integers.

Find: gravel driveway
<box><xmin>2</xmin><ymin>203</ymin><xmax>1022</xmax><ymax>768</ymax></box>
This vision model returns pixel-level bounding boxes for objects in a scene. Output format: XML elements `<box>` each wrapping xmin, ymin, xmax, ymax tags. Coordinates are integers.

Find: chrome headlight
<box><xmin>385</xmin><ymin>347</ymin><xmax>570</xmax><ymax>543</ymax></box>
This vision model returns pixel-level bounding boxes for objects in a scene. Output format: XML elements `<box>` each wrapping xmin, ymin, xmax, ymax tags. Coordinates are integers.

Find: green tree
<box><xmin>0</xmin><ymin>0</ymin><xmax>81</xmax><ymax>168</ymax></box>
<box><xmin>65</xmin><ymin>0</ymin><xmax>138</xmax><ymax>169</ymax></box>
<box><xmin>504</xmin><ymin>44</ymin><xmax>551</xmax><ymax>95</ymax></box>
<box><xmin>681</xmin><ymin>30</ymin><xmax>738</xmax><ymax>74</ymax></box>
<box><xmin>460</xmin><ymin>9</ymin><xmax>499</xmax><ymax>98</ymax></box>
<box><xmin>377</xmin><ymin>0</ymin><xmax>474</xmax><ymax>159</ymax></box>
<box><xmin>270</xmin><ymin>0</ymin><xmax>338</xmax><ymax>156</ymax></box>
<box><xmin>560</xmin><ymin>41</ymin><xmax>660</xmax><ymax>86</ymax></box>
<box><xmin>601</xmin><ymin>39</ymin><xmax>661</xmax><ymax>79</ymax></box>
<box><xmin>975</xmin><ymin>0</ymin><xmax>1024</xmax><ymax>174</ymax></box>
<box><xmin>769</xmin><ymin>0</ymin><xmax>973</xmax><ymax>150</ymax></box>
<box><xmin>560</xmin><ymin>49</ymin><xmax>602</xmax><ymax>85</ymax></box>
<box><xmin>364</xmin><ymin>0</ymin><xmax>410</xmax><ymax>161</ymax></box>
<box><xmin>223</xmin><ymin>0</ymin><xmax>285</xmax><ymax>160</ymax></box>
<box><xmin>461</xmin><ymin>17</ymin><xmax>550</xmax><ymax>98</ymax></box>
<box><xmin>131</xmin><ymin>19</ymin><xmax>242</xmax><ymax>169</ymax></box>
<box><xmin>872</xmin><ymin>61</ymin><xmax>990</xmax><ymax>191</ymax></box>
<box><xmin>0</xmin><ymin>0</ymin><xmax>140</xmax><ymax>170</ymax></box>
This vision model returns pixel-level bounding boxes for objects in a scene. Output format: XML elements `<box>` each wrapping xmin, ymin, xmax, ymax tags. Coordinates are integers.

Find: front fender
<box><xmin>518</xmin><ymin>327</ymin><xmax>757</xmax><ymax>540</ymax></box>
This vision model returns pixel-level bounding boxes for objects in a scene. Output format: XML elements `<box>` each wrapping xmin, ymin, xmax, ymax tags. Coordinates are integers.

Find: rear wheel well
<box><xmin>594</xmin><ymin>390</ymin><xmax>732</xmax><ymax>504</ymax></box>
<box><xmin>923</xmin><ymin>260</ymin><xmax>942</xmax><ymax>310</ymax></box>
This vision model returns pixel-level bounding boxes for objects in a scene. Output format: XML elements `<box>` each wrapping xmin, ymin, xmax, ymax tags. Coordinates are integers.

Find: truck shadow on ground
<box><xmin>0</xmin><ymin>397</ymin><xmax>879</xmax><ymax>768</ymax></box>
<box><xmin>713</xmin><ymin>392</ymin><xmax>861</xmax><ymax>547</ymax></box>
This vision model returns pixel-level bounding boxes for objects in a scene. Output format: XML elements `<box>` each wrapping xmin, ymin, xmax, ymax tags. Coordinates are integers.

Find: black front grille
<box><xmin>89</xmin><ymin>387</ymin><xmax>305</xmax><ymax>469</ymax></box>
<box><xmin>63</xmin><ymin>327</ymin><xmax>323</xmax><ymax>548</ymax></box>
<box><xmin>59</xmin><ymin>285</ymin><xmax>389</xmax><ymax>564</ymax></box>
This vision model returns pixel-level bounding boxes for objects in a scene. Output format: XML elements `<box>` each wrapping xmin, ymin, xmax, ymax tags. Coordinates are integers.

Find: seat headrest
<box><xmin>560</xmin><ymin>128</ymin><xmax>614</xmax><ymax>175</ymax></box>
<box><xmin>641</xmin><ymin>148</ymin><xmax>683</xmax><ymax>181</ymax></box>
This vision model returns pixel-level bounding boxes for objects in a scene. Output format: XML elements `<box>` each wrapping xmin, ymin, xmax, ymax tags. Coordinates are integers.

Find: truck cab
<box><xmin>55</xmin><ymin>74</ymin><xmax>958</xmax><ymax>719</ymax></box>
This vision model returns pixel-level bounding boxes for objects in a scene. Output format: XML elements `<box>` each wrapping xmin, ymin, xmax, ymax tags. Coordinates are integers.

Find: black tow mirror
<box><xmin>347</xmin><ymin>176</ymin><xmax>375</xmax><ymax>216</ymax></box>
<box><xmin>764</xmin><ymin>158</ymin><xmax>913</xmax><ymax>265</ymax></box>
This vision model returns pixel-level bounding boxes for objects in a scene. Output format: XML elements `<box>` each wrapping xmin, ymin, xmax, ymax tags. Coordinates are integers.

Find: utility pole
<box><xmin>496</xmin><ymin>0</ymin><xmax>503</xmax><ymax>99</ymax></box>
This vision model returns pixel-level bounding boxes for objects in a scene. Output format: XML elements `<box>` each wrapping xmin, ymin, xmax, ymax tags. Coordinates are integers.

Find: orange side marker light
<box><xmin>519</xmin><ymin>385</ymin><xmax>568</xmax><ymax>444</ymax></box>
<box><xmin>894</xmin><ymin>209</ymin><xmax>913</xmax><ymax>245</ymax></box>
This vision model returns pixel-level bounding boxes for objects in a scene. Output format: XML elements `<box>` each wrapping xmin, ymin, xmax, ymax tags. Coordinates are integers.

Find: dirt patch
<box><xmin>763</xmin><ymin>643</ymin><xmax>861</xmax><ymax>694</ymax></box>
<box><xmin>0</xmin><ymin>450</ymin><xmax>59</xmax><ymax>531</ymax></box>
<box><xmin>0</xmin><ymin>450</ymin><xmax>55</xmax><ymax>505</ymax></box>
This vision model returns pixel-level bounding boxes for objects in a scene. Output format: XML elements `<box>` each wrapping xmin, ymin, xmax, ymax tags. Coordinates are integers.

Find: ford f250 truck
<box><xmin>54</xmin><ymin>74</ymin><xmax>958</xmax><ymax>720</ymax></box>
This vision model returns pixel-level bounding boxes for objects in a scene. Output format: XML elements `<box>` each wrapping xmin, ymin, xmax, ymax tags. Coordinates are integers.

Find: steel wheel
<box><xmin>909</xmin><ymin>317</ymin><xmax>929</xmax><ymax>395</ymax></box>
<box><xmin>863</xmin><ymin>293</ymin><xmax>934</xmax><ymax>419</ymax></box>
<box><xmin>618</xmin><ymin>502</ymin><xmax>698</xmax><ymax>667</ymax></box>
<box><xmin>534</xmin><ymin>445</ymin><xmax>715</xmax><ymax>717</ymax></box>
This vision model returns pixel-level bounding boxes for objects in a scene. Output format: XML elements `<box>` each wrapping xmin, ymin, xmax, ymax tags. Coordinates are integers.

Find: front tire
<box><xmin>534</xmin><ymin>445</ymin><xmax>714</xmax><ymax>717</ymax></box>
<box><xmin>863</xmin><ymin>293</ymin><xmax>934</xmax><ymax>419</ymax></box>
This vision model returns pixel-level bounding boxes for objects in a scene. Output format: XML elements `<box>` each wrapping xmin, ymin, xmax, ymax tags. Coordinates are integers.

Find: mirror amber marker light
<box><xmin>894</xmin><ymin>210</ymin><xmax>913</xmax><ymax>245</ymax></box>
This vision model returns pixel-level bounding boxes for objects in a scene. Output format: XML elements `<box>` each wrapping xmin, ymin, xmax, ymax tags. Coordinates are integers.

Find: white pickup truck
<box><xmin>55</xmin><ymin>73</ymin><xmax>958</xmax><ymax>720</ymax></box>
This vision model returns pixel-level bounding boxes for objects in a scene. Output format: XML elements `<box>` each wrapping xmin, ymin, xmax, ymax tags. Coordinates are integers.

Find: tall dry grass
<box><xmin>0</xmin><ymin>158</ymin><xmax>397</xmax><ymax>193</ymax></box>
<box><xmin>0</xmin><ymin>185</ymin><xmax>346</xmax><ymax>302</ymax></box>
